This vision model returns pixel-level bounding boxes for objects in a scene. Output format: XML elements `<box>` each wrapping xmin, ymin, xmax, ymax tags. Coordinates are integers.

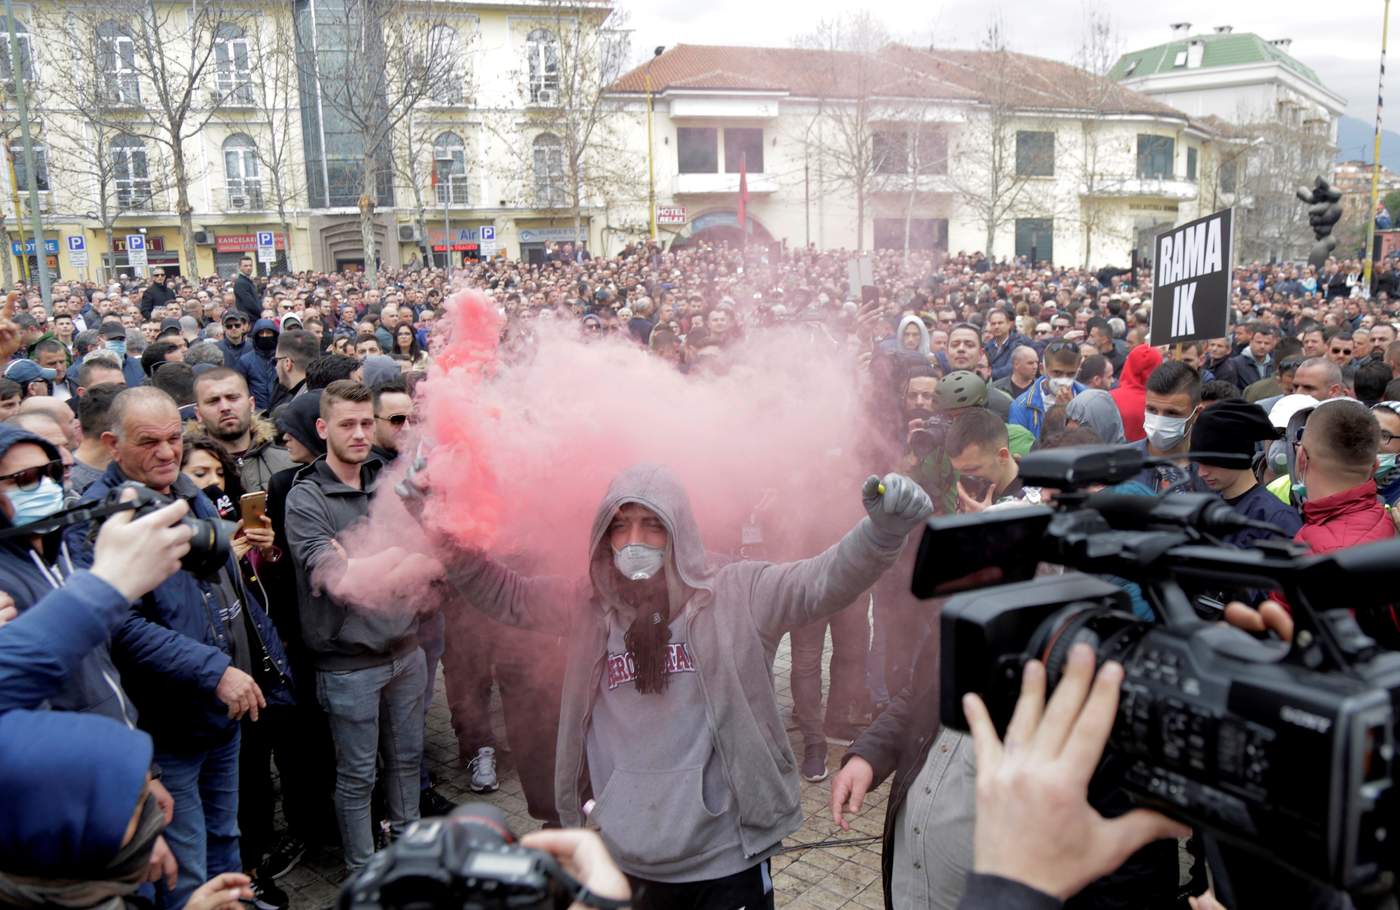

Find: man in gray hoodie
<box><xmin>441</xmin><ymin>464</ymin><xmax>932</xmax><ymax>909</ymax></box>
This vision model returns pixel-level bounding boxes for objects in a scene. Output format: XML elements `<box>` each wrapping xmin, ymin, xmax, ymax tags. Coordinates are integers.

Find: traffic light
<box><xmin>1296</xmin><ymin>176</ymin><xmax>1343</xmax><ymax>270</ymax></box>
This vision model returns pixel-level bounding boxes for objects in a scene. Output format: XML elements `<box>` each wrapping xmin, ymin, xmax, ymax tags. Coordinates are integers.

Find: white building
<box><xmin>607</xmin><ymin>43</ymin><xmax>1235</xmax><ymax>268</ymax></box>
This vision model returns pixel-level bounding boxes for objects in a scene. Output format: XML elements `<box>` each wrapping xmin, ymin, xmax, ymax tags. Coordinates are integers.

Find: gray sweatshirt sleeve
<box><xmin>445</xmin><ymin>550</ymin><xmax>579</xmax><ymax>633</ymax></box>
<box><xmin>743</xmin><ymin>516</ymin><xmax>905</xmax><ymax>638</ymax></box>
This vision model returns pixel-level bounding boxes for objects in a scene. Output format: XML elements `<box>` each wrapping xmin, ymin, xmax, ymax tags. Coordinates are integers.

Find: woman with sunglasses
<box><xmin>392</xmin><ymin>324</ymin><xmax>431</xmax><ymax>372</ymax></box>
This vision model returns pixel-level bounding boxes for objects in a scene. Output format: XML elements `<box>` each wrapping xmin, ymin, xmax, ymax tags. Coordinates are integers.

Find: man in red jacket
<box><xmin>1294</xmin><ymin>398</ymin><xmax>1395</xmax><ymax>555</ymax></box>
<box><xmin>1109</xmin><ymin>344</ymin><xmax>1163</xmax><ymax>442</ymax></box>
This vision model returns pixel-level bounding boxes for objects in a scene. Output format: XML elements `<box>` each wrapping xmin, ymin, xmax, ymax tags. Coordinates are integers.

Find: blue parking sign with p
<box><xmin>481</xmin><ymin>226</ymin><xmax>495</xmax><ymax>241</ymax></box>
<box><xmin>257</xmin><ymin>231</ymin><xmax>274</xmax><ymax>247</ymax></box>
<box><xmin>67</xmin><ymin>236</ymin><xmax>85</xmax><ymax>252</ymax></box>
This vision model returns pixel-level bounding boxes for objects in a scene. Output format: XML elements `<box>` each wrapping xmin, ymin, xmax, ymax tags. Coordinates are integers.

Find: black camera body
<box><xmin>104</xmin><ymin>482</ymin><xmax>234</xmax><ymax>579</ymax></box>
<box><xmin>916</xmin><ymin>445</ymin><xmax>1400</xmax><ymax>892</ymax></box>
<box><xmin>341</xmin><ymin>804</ymin><xmax>577</xmax><ymax>910</ymax></box>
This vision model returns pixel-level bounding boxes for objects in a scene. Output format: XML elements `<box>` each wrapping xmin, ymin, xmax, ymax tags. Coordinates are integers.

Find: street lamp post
<box><xmin>645</xmin><ymin>46</ymin><xmax>664</xmax><ymax>241</ymax></box>
<box><xmin>4</xmin><ymin>0</ymin><xmax>48</xmax><ymax>309</ymax></box>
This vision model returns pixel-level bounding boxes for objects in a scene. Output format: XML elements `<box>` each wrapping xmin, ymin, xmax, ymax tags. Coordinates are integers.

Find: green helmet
<box><xmin>936</xmin><ymin>370</ymin><xmax>989</xmax><ymax>409</ymax></box>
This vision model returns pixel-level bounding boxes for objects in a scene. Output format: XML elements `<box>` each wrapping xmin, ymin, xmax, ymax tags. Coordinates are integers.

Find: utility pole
<box><xmin>4</xmin><ymin>0</ymin><xmax>47</xmax><ymax>308</ymax></box>
<box><xmin>645</xmin><ymin>46</ymin><xmax>663</xmax><ymax>241</ymax></box>
<box><xmin>1365</xmin><ymin>0</ymin><xmax>1392</xmax><ymax>293</ymax></box>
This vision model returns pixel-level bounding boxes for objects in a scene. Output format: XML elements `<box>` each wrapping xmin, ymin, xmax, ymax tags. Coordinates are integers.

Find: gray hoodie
<box><xmin>284</xmin><ymin>456</ymin><xmax>420</xmax><ymax>670</ymax></box>
<box><xmin>1065</xmin><ymin>388</ymin><xmax>1127</xmax><ymax>445</ymax></box>
<box><xmin>447</xmin><ymin>464</ymin><xmax>906</xmax><ymax>880</ymax></box>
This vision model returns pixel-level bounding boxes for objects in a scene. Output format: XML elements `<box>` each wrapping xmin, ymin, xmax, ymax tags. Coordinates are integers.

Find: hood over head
<box><xmin>586</xmin><ymin>464</ymin><xmax>713</xmax><ymax>613</ymax></box>
<box><xmin>360</xmin><ymin>354</ymin><xmax>401</xmax><ymax>390</ymax></box>
<box><xmin>0</xmin><ymin>709</ymin><xmax>154</xmax><ymax>876</ymax></box>
<box><xmin>275</xmin><ymin>390</ymin><xmax>326</xmax><ymax>458</ymax></box>
<box><xmin>1119</xmin><ymin>344</ymin><xmax>1163</xmax><ymax>391</ymax></box>
<box><xmin>1065</xmin><ymin>388</ymin><xmax>1126</xmax><ymax>445</ymax></box>
<box><xmin>896</xmin><ymin>314</ymin><xmax>930</xmax><ymax>356</ymax></box>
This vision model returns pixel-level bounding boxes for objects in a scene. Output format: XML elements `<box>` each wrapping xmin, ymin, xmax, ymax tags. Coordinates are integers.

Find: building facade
<box><xmin>2</xmin><ymin>0</ymin><xmax>625</xmax><ymax>282</ymax></box>
<box><xmin>607</xmin><ymin>43</ymin><xmax>1234</xmax><ymax>268</ymax></box>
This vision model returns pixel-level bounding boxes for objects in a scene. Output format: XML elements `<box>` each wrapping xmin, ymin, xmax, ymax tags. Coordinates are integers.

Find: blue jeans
<box><xmin>154</xmin><ymin>728</ymin><xmax>242</xmax><ymax>910</ymax></box>
<box><xmin>418</xmin><ymin>612</ymin><xmax>445</xmax><ymax>791</ymax></box>
<box><xmin>317</xmin><ymin>650</ymin><xmax>426</xmax><ymax>873</ymax></box>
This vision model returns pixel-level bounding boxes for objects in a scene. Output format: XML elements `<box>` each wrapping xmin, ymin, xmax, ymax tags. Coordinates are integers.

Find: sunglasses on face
<box><xmin>0</xmin><ymin>459</ymin><xmax>64</xmax><ymax>491</ymax></box>
<box><xmin>376</xmin><ymin>414</ymin><xmax>417</xmax><ymax>427</ymax></box>
<box><xmin>1332</xmin><ymin>347</ymin><xmax>1353</xmax><ymax>357</ymax></box>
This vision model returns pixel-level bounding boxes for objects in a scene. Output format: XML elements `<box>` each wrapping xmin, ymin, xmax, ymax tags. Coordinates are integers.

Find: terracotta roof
<box><xmin>610</xmin><ymin>43</ymin><xmax>1193</xmax><ymax>122</ymax></box>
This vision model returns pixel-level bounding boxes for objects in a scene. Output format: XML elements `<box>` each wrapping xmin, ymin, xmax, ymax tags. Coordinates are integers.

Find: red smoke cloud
<box><xmin>341</xmin><ymin>289</ymin><xmax>881</xmax><ymax>602</ymax></box>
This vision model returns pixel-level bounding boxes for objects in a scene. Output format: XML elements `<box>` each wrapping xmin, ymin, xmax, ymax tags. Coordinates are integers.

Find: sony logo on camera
<box><xmin>1279</xmin><ymin>704</ymin><xmax>1333</xmax><ymax>733</ymax></box>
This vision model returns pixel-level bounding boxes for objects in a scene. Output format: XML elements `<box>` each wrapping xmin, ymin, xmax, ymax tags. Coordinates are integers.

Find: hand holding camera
<box><xmin>91</xmin><ymin>490</ymin><xmax>194</xmax><ymax>603</ymax></box>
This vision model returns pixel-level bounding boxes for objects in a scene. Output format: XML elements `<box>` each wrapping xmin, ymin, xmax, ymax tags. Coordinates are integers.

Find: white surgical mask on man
<box><xmin>1143</xmin><ymin>413</ymin><xmax>1191</xmax><ymax>451</ymax></box>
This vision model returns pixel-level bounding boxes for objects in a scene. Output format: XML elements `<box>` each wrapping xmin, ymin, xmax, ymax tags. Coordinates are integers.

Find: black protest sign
<box><xmin>1149</xmin><ymin>208</ymin><xmax>1232</xmax><ymax>347</ymax></box>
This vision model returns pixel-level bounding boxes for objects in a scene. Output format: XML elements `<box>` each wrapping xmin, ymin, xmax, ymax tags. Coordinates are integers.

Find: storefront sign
<box><xmin>215</xmin><ymin>232</ymin><xmax>286</xmax><ymax>253</ymax></box>
<box><xmin>518</xmin><ymin>227</ymin><xmax>584</xmax><ymax>243</ymax></box>
<box><xmin>428</xmin><ymin>226</ymin><xmax>490</xmax><ymax>245</ymax></box>
<box><xmin>656</xmin><ymin>205</ymin><xmax>687</xmax><ymax>225</ymax></box>
<box><xmin>10</xmin><ymin>239</ymin><xmax>59</xmax><ymax>255</ymax></box>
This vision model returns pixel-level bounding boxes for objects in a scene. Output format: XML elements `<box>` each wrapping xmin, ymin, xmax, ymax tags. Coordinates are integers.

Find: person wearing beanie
<box><xmin>1189</xmin><ymin>399</ymin><xmax>1301</xmax><ymax>549</ymax></box>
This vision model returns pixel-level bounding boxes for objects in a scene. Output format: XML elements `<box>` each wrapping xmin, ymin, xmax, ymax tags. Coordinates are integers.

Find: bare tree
<box><xmin>1233</xmin><ymin>114</ymin><xmax>1337</xmax><ymax>262</ymax></box>
<box><xmin>244</xmin><ymin>16</ymin><xmax>307</xmax><ymax>272</ymax></box>
<box><xmin>296</xmin><ymin>0</ymin><xmax>454</xmax><ymax>286</ymax></box>
<box><xmin>34</xmin><ymin>13</ymin><xmax>174</xmax><ymax>280</ymax></box>
<box><xmin>481</xmin><ymin>2</ymin><xmax>640</xmax><ymax>251</ymax></box>
<box><xmin>945</xmin><ymin>21</ymin><xmax>1048</xmax><ymax>259</ymax></box>
<box><xmin>793</xmin><ymin>12</ymin><xmax>894</xmax><ymax>252</ymax></box>
<box><xmin>50</xmin><ymin>0</ymin><xmax>252</xmax><ymax>278</ymax></box>
<box><xmin>1065</xmin><ymin>6</ymin><xmax>1134</xmax><ymax>267</ymax></box>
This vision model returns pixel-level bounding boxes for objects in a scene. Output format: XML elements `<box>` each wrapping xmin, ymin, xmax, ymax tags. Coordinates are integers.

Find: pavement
<box><xmin>280</xmin><ymin>631</ymin><xmax>891</xmax><ymax>909</ymax></box>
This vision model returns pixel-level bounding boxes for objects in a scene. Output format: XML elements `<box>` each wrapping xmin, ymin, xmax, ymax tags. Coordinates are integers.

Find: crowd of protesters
<box><xmin>1</xmin><ymin>234</ymin><xmax>1399</xmax><ymax>910</ymax></box>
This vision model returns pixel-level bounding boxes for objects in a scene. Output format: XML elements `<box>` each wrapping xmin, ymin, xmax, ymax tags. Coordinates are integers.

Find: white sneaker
<box><xmin>468</xmin><ymin>746</ymin><xmax>498</xmax><ymax>793</ymax></box>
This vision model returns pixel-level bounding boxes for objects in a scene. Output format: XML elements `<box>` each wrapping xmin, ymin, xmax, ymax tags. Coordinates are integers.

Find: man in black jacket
<box><xmin>234</xmin><ymin>258</ymin><xmax>263</xmax><ymax>324</ymax></box>
<box><xmin>139</xmin><ymin>267</ymin><xmax>176</xmax><ymax>319</ymax></box>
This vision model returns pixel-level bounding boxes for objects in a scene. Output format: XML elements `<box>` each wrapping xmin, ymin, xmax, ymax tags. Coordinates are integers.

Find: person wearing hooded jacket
<box><xmin>1109</xmin><ymin>344</ymin><xmax>1163</xmax><ymax>443</ymax></box>
<box><xmin>237</xmin><ymin>319</ymin><xmax>281</xmax><ymax>413</ymax></box>
<box><xmin>1064</xmin><ymin>389</ymin><xmax>1127</xmax><ymax>445</ymax></box>
<box><xmin>434</xmin><ymin>464</ymin><xmax>933</xmax><ymax>908</ymax></box>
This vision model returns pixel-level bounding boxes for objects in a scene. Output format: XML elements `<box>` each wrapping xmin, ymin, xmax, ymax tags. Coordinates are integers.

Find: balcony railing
<box><xmin>1080</xmin><ymin>175</ymin><xmax>1199</xmax><ymax>202</ymax></box>
<box><xmin>673</xmin><ymin>172</ymin><xmax>778</xmax><ymax>195</ymax></box>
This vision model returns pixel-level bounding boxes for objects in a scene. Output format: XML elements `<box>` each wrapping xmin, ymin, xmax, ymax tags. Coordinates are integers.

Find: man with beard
<box><xmin>190</xmin><ymin>368</ymin><xmax>294</xmax><ymax>494</ymax></box>
<box><xmin>269</xmin><ymin>329</ymin><xmax>316</xmax><ymax>414</ymax></box>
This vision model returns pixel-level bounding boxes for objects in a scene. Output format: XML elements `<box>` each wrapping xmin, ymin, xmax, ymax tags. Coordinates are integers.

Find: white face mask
<box><xmin>613</xmin><ymin>544</ymin><xmax>664</xmax><ymax>581</ymax></box>
<box><xmin>1142</xmin><ymin>412</ymin><xmax>1191</xmax><ymax>451</ymax></box>
<box><xmin>1047</xmin><ymin>376</ymin><xmax>1075</xmax><ymax>395</ymax></box>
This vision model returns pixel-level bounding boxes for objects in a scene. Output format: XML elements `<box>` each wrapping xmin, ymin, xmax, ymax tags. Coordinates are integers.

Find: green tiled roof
<box><xmin>1108</xmin><ymin>33</ymin><xmax>1323</xmax><ymax>88</ymax></box>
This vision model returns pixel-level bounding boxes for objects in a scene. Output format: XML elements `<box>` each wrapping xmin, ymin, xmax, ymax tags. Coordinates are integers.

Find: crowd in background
<box><xmin>3</xmin><ymin>235</ymin><xmax>1400</xmax><ymax>910</ymax></box>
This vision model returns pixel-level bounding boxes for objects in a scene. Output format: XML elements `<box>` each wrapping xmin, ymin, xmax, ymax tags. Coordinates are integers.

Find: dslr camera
<box><xmin>914</xmin><ymin>445</ymin><xmax>1400</xmax><ymax>894</ymax></box>
<box><xmin>340</xmin><ymin>803</ymin><xmax>627</xmax><ymax>910</ymax></box>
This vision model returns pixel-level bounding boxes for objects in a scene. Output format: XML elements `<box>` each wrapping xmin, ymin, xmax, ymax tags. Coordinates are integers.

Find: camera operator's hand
<box><xmin>215</xmin><ymin>667</ymin><xmax>265</xmax><ymax>721</ymax></box>
<box><xmin>830</xmin><ymin>755</ymin><xmax>874</xmax><ymax>831</ymax></box>
<box><xmin>964</xmin><ymin>643</ymin><xmax>1190</xmax><ymax>901</ymax></box>
<box><xmin>1223</xmin><ymin>600</ymin><xmax>1293</xmax><ymax>642</ymax></box>
<box><xmin>519</xmin><ymin>829</ymin><xmax>630</xmax><ymax>909</ymax></box>
<box><xmin>92</xmin><ymin>494</ymin><xmax>194</xmax><ymax>603</ymax></box>
<box><xmin>863</xmin><ymin>473</ymin><xmax>934</xmax><ymax>540</ymax></box>
<box><xmin>149</xmin><ymin>778</ymin><xmax>175</xmax><ymax>824</ymax></box>
<box><xmin>1189</xmin><ymin>891</ymin><xmax>1229</xmax><ymax>910</ymax></box>
<box><xmin>185</xmin><ymin>873</ymin><xmax>254</xmax><ymax>910</ymax></box>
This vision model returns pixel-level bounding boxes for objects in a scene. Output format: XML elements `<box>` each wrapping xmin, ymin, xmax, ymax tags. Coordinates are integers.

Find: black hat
<box><xmin>157</xmin><ymin>318</ymin><xmax>182</xmax><ymax>338</ymax></box>
<box><xmin>222</xmin><ymin>311</ymin><xmax>249</xmax><ymax>327</ymax></box>
<box><xmin>99</xmin><ymin>321</ymin><xmax>126</xmax><ymax>340</ymax></box>
<box><xmin>1190</xmin><ymin>399</ymin><xmax>1278</xmax><ymax>468</ymax></box>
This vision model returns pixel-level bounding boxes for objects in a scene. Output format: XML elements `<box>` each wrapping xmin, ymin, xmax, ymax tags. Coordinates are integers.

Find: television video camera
<box><xmin>339</xmin><ymin>803</ymin><xmax>628</xmax><ymax>910</ymax></box>
<box><xmin>914</xmin><ymin>445</ymin><xmax>1400</xmax><ymax>894</ymax></box>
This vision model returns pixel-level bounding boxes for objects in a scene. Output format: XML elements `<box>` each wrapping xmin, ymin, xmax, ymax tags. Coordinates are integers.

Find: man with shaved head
<box><xmin>63</xmin><ymin>386</ymin><xmax>294</xmax><ymax>910</ymax></box>
<box><xmin>1290</xmin><ymin>357</ymin><xmax>1346</xmax><ymax>402</ymax></box>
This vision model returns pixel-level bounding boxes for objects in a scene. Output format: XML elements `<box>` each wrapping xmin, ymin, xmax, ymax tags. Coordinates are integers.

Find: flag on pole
<box><xmin>737</xmin><ymin>151</ymin><xmax>748</xmax><ymax>237</ymax></box>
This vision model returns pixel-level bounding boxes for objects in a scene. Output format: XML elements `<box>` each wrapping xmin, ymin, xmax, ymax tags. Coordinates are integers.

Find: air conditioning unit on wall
<box><xmin>398</xmin><ymin>223</ymin><xmax>422</xmax><ymax>243</ymax></box>
<box><xmin>194</xmin><ymin>229</ymin><xmax>215</xmax><ymax>245</ymax></box>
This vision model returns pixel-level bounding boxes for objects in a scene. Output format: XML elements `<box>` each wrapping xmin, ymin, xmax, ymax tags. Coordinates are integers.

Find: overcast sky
<box><xmin>627</xmin><ymin>1</ymin><xmax>1384</xmax><ymax>122</ymax></box>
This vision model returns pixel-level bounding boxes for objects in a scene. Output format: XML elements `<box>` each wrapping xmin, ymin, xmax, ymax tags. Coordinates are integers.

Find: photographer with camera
<box><xmin>434</xmin><ymin>463</ymin><xmax>932</xmax><ymax>910</ymax></box>
<box><xmin>62</xmin><ymin>387</ymin><xmax>294</xmax><ymax>910</ymax></box>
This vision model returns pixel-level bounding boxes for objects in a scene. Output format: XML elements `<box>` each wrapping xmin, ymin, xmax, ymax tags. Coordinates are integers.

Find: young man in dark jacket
<box><xmin>284</xmin><ymin>381</ymin><xmax>430</xmax><ymax>873</ymax></box>
<box><xmin>435</xmin><ymin>464</ymin><xmax>932</xmax><ymax>909</ymax></box>
<box><xmin>238</xmin><ymin>319</ymin><xmax>281</xmax><ymax>413</ymax></box>
<box><xmin>64</xmin><ymin>386</ymin><xmax>294</xmax><ymax>910</ymax></box>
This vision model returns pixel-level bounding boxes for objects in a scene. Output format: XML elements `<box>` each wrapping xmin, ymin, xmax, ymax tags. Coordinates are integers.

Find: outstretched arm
<box><xmin>748</xmin><ymin>474</ymin><xmax>931</xmax><ymax>637</ymax></box>
<box><xmin>442</xmin><ymin>548</ymin><xmax>580</xmax><ymax>633</ymax></box>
